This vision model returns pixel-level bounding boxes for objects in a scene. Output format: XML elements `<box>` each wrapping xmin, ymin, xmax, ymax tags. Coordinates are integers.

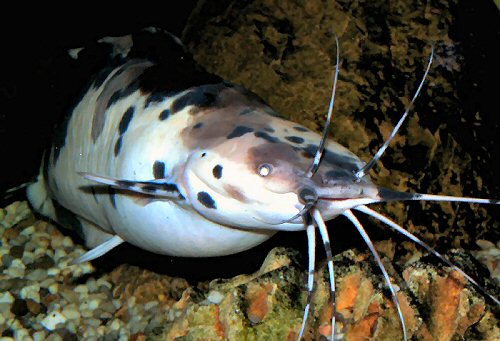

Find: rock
<box><xmin>29</xmin><ymin>255</ymin><xmax>55</xmax><ymax>270</ymax></box>
<box><xmin>9</xmin><ymin>245</ymin><xmax>24</xmax><ymax>259</ymax></box>
<box><xmin>26</xmin><ymin>299</ymin><xmax>43</xmax><ymax>315</ymax></box>
<box><xmin>40</xmin><ymin>311</ymin><xmax>67</xmax><ymax>331</ymax></box>
<box><xmin>10</xmin><ymin>297</ymin><xmax>29</xmax><ymax>317</ymax></box>
<box><xmin>110</xmin><ymin>264</ymin><xmax>190</xmax><ymax>305</ymax></box>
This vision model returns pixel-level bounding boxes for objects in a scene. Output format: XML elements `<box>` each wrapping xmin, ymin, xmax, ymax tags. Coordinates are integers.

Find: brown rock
<box><xmin>3</xmin><ymin>227</ymin><xmax>20</xmax><ymax>240</ymax></box>
<box><xmin>152</xmin><ymin>246</ymin><xmax>497</xmax><ymax>340</ymax></box>
<box><xmin>130</xmin><ymin>332</ymin><xmax>146</xmax><ymax>341</ymax></box>
<box><xmin>26</xmin><ymin>298</ymin><xmax>43</xmax><ymax>315</ymax></box>
<box><xmin>110</xmin><ymin>264</ymin><xmax>189</xmax><ymax>305</ymax></box>
<box><xmin>245</xmin><ymin>282</ymin><xmax>275</xmax><ymax>324</ymax></box>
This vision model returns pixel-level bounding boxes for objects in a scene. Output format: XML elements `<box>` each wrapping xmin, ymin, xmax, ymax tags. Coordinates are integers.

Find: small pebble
<box><xmin>26</xmin><ymin>269</ymin><xmax>48</xmax><ymax>282</ymax></box>
<box><xmin>62</xmin><ymin>306</ymin><xmax>81</xmax><ymax>320</ymax></box>
<box><xmin>0</xmin><ymin>292</ymin><xmax>14</xmax><ymax>304</ymax></box>
<box><xmin>207</xmin><ymin>290</ymin><xmax>225</xmax><ymax>304</ymax></box>
<box><xmin>31</xmin><ymin>255</ymin><xmax>55</xmax><ymax>270</ymax></box>
<box><xmin>33</xmin><ymin>330</ymin><xmax>47</xmax><ymax>341</ymax></box>
<box><xmin>11</xmin><ymin>298</ymin><xmax>29</xmax><ymax>317</ymax></box>
<box><xmin>9</xmin><ymin>245</ymin><xmax>25</xmax><ymax>259</ymax></box>
<box><xmin>20</xmin><ymin>283</ymin><xmax>41</xmax><ymax>303</ymax></box>
<box><xmin>14</xmin><ymin>328</ymin><xmax>30</xmax><ymax>340</ymax></box>
<box><xmin>26</xmin><ymin>299</ymin><xmax>44</xmax><ymax>315</ymax></box>
<box><xmin>41</xmin><ymin>311</ymin><xmax>67</xmax><ymax>331</ymax></box>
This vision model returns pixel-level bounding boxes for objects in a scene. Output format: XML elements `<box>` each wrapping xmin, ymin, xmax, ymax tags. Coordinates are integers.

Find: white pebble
<box><xmin>89</xmin><ymin>298</ymin><xmax>101</xmax><ymax>310</ymax></box>
<box><xmin>207</xmin><ymin>290</ymin><xmax>225</xmax><ymax>304</ymax></box>
<box><xmin>47</xmin><ymin>267</ymin><xmax>60</xmax><ymax>276</ymax></box>
<box><xmin>74</xmin><ymin>284</ymin><xmax>89</xmax><ymax>294</ymax></box>
<box><xmin>33</xmin><ymin>330</ymin><xmax>47</xmax><ymax>341</ymax></box>
<box><xmin>27</xmin><ymin>269</ymin><xmax>48</xmax><ymax>282</ymax></box>
<box><xmin>80</xmin><ymin>308</ymin><xmax>94</xmax><ymax>318</ymax></box>
<box><xmin>62</xmin><ymin>236</ymin><xmax>74</xmax><ymax>247</ymax></box>
<box><xmin>20</xmin><ymin>283</ymin><xmax>41</xmax><ymax>303</ymax></box>
<box><xmin>14</xmin><ymin>328</ymin><xmax>30</xmax><ymax>340</ymax></box>
<box><xmin>22</xmin><ymin>251</ymin><xmax>35</xmax><ymax>264</ymax></box>
<box><xmin>112</xmin><ymin>299</ymin><xmax>122</xmax><ymax>309</ymax></box>
<box><xmin>48</xmin><ymin>283</ymin><xmax>59</xmax><ymax>294</ymax></box>
<box><xmin>144</xmin><ymin>301</ymin><xmax>159</xmax><ymax>311</ymax></box>
<box><xmin>6</xmin><ymin>263</ymin><xmax>25</xmax><ymax>278</ymax></box>
<box><xmin>96</xmin><ymin>278</ymin><xmax>112</xmax><ymax>289</ymax></box>
<box><xmin>0</xmin><ymin>292</ymin><xmax>14</xmax><ymax>304</ymax></box>
<box><xmin>86</xmin><ymin>278</ymin><xmax>98</xmax><ymax>292</ymax></box>
<box><xmin>41</xmin><ymin>311</ymin><xmax>67</xmax><ymax>331</ymax></box>
<box><xmin>54</xmin><ymin>249</ymin><xmax>67</xmax><ymax>261</ymax></box>
<box><xmin>0</xmin><ymin>304</ymin><xmax>12</xmax><ymax>318</ymax></box>
<box><xmin>65</xmin><ymin>320</ymin><xmax>78</xmax><ymax>334</ymax></box>
<box><xmin>20</xmin><ymin>225</ymin><xmax>35</xmax><ymax>236</ymax></box>
<box><xmin>110</xmin><ymin>318</ymin><xmax>122</xmax><ymax>331</ymax></box>
<box><xmin>39</xmin><ymin>278</ymin><xmax>55</xmax><ymax>289</ymax></box>
<box><xmin>62</xmin><ymin>305</ymin><xmax>81</xmax><ymax>320</ymax></box>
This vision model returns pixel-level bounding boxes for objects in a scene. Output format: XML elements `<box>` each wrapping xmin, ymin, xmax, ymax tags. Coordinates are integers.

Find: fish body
<box><xmin>27</xmin><ymin>28</ymin><xmax>375</xmax><ymax>258</ymax></box>
<box><xmin>27</xmin><ymin>28</ymin><xmax>498</xmax><ymax>339</ymax></box>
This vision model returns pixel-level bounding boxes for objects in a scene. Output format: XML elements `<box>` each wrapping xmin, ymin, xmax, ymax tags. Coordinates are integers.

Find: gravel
<box><xmin>0</xmin><ymin>201</ymin><xmax>175</xmax><ymax>340</ymax></box>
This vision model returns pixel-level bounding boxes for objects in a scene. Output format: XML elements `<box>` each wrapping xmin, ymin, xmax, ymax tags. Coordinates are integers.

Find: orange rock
<box><xmin>130</xmin><ymin>332</ymin><xmax>146</xmax><ymax>341</ymax></box>
<box><xmin>246</xmin><ymin>282</ymin><xmax>274</xmax><ymax>323</ymax></box>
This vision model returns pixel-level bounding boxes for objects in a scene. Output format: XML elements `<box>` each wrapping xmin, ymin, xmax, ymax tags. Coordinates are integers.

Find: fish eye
<box><xmin>257</xmin><ymin>163</ymin><xmax>273</xmax><ymax>177</ymax></box>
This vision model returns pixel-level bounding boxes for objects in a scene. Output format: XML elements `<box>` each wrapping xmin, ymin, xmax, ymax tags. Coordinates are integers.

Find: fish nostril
<box><xmin>299</xmin><ymin>187</ymin><xmax>317</xmax><ymax>204</ymax></box>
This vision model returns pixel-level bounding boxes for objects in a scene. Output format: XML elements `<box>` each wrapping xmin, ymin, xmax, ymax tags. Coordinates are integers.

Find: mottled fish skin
<box><xmin>27</xmin><ymin>28</ymin><xmax>378</xmax><ymax>258</ymax></box>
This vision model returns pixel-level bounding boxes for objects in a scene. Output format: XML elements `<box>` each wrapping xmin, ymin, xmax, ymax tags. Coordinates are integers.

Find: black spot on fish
<box><xmin>170</xmin><ymin>84</ymin><xmax>223</xmax><ymax>114</ymax></box>
<box><xmin>227</xmin><ymin>126</ymin><xmax>254</xmax><ymax>139</ymax></box>
<box><xmin>198</xmin><ymin>191</ymin><xmax>217</xmax><ymax>209</ymax></box>
<box><xmin>108</xmin><ymin>186</ymin><xmax>116</xmax><ymax>208</ymax></box>
<box><xmin>212</xmin><ymin>165</ymin><xmax>223</xmax><ymax>179</ymax></box>
<box><xmin>119</xmin><ymin>106</ymin><xmax>135</xmax><ymax>134</ymax></box>
<box><xmin>114</xmin><ymin>137</ymin><xmax>123</xmax><ymax>157</ymax></box>
<box><xmin>303</xmin><ymin>144</ymin><xmax>318</xmax><ymax>156</ymax></box>
<box><xmin>264</xmin><ymin>126</ymin><xmax>275</xmax><ymax>133</ymax></box>
<box><xmin>193</xmin><ymin>122</ymin><xmax>203</xmax><ymax>129</ymax></box>
<box><xmin>324</xmin><ymin>169</ymin><xmax>356</xmax><ymax>181</ymax></box>
<box><xmin>378</xmin><ymin>188</ymin><xmax>419</xmax><ymax>202</ymax></box>
<box><xmin>116</xmin><ymin>180</ymin><xmax>131</xmax><ymax>189</ymax></box>
<box><xmin>141</xmin><ymin>185</ymin><xmax>157</xmax><ymax>193</ymax></box>
<box><xmin>159</xmin><ymin>109</ymin><xmax>170</xmax><ymax>121</ymax></box>
<box><xmin>254</xmin><ymin>131</ymin><xmax>279</xmax><ymax>143</ymax></box>
<box><xmin>53</xmin><ymin>200</ymin><xmax>84</xmax><ymax>238</ymax></box>
<box><xmin>158</xmin><ymin>183</ymin><xmax>180</xmax><ymax>193</ymax></box>
<box><xmin>303</xmin><ymin>145</ymin><xmax>359</xmax><ymax>172</ymax></box>
<box><xmin>153</xmin><ymin>161</ymin><xmax>166</xmax><ymax>179</ymax></box>
<box><xmin>293</xmin><ymin>126</ymin><xmax>308</xmax><ymax>132</ymax></box>
<box><xmin>107</xmin><ymin>82</ymin><xmax>140</xmax><ymax>109</ymax></box>
<box><xmin>285</xmin><ymin>136</ymin><xmax>304</xmax><ymax>144</ymax></box>
<box><xmin>107</xmin><ymin>90</ymin><xmax>122</xmax><ymax>109</ymax></box>
<box><xmin>146</xmin><ymin>91</ymin><xmax>171</xmax><ymax>108</ymax></box>
<box><xmin>91</xmin><ymin>187</ymin><xmax>98</xmax><ymax>202</ymax></box>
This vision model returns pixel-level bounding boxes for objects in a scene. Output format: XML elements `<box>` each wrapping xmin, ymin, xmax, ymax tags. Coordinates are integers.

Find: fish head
<box><xmin>182</xmin><ymin>114</ymin><xmax>380</xmax><ymax>230</ymax></box>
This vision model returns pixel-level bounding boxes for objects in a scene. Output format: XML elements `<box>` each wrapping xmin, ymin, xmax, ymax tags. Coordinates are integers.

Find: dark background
<box><xmin>0</xmin><ymin>2</ymin><xmax>498</xmax><ymax>279</ymax></box>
